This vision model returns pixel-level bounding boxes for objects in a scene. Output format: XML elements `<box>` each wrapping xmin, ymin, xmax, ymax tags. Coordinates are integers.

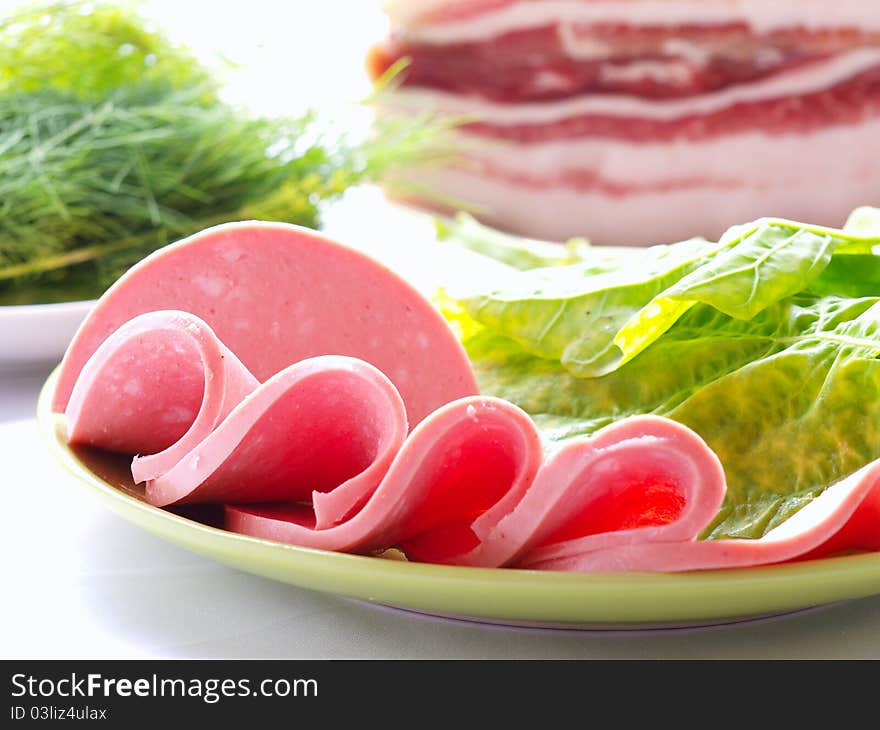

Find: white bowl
<box><xmin>0</xmin><ymin>300</ymin><xmax>94</xmax><ymax>371</ymax></box>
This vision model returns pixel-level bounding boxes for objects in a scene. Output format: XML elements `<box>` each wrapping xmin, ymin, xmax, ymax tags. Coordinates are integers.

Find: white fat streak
<box><xmin>161</xmin><ymin>406</ymin><xmax>195</xmax><ymax>424</ymax></box>
<box><xmin>395</xmin><ymin>138</ymin><xmax>880</xmax><ymax>245</ymax></box>
<box><xmin>449</xmin><ymin>117</ymin><xmax>880</xmax><ymax>187</ymax></box>
<box><xmin>193</xmin><ymin>274</ymin><xmax>227</xmax><ymax>298</ymax></box>
<box><xmin>122</xmin><ymin>379</ymin><xmax>142</xmax><ymax>396</ymax></box>
<box><xmin>597</xmin><ymin>59</ymin><xmax>693</xmax><ymax>86</ymax></box>
<box><xmin>395</xmin><ymin>0</ymin><xmax>880</xmax><ymax>43</ymax></box>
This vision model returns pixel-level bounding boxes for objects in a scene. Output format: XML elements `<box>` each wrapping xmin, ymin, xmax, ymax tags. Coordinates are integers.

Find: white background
<box><xmin>2</xmin><ymin>0</ymin><xmax>880</xmax><ymax>658</ymax></box>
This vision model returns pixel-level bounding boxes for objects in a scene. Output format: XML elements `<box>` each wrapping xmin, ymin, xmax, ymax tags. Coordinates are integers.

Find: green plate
<box><xmin>38</xmin><ymin>368</ymin><xmax>880</xmax><ymax>629</ymax></box>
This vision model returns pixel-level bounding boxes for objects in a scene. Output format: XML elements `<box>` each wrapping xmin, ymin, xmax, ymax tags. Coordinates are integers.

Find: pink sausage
<box><xmin>53</xmin><ymin>221</ymin><xmax>479</xmax><ymax>427</ymax></box>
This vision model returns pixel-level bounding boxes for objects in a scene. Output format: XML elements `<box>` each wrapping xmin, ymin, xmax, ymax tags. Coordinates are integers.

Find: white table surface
<box><xmin>3</xmin><ymin>0</ymin><xmax>880</xmax><ymax>661</ymax></box>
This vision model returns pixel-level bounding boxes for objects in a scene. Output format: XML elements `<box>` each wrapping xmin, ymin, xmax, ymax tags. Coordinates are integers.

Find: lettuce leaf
<box><xmin>436</xmin><ymin>212</ymin><xmax>597</xmax><ymax>271</ymax></box>
<box><xmin>613</xmin><ymin>220</ymin><xmax>876</xmax><ymax>369</ymax></box>
<box><xmin>808</xmin><ymin>254</ymin><xmax>880</xmax><ymax>298</ymax></box>
<box><xmin>456</xmin><ymin>216</ymin><xmax>880</xmax><ymax>377</ymax></box>
<box><xmin>807</xmin><ymin>208</ymin><xmax>880</xmax><ymax>297</ymax></box>
<box><xmin>464</xmin><ymin>295</ymin><xmax>880</xmax><ymax>539</ymax></box>
<box><xmin>844</xmin><ymin>206</ymin><xmax>880</xmax><ymax>236</ymax></box>
<box><xmin>442</xmin><ymin>207</ymin><xmax>880</xmax><ymax>540</ymax></box>
<box><xmin>456</xmin><ymin>237</ymin><xmax>717</xmax><ymax>376</ymax></box>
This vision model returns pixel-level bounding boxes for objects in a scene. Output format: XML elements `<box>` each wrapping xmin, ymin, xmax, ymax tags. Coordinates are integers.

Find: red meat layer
<box><xmin>458</xmin><ymin>63</ymin><xmax>880</xmax><ymax>143</ymax></box>
<box><xmin>369</xmin><ymin>24</ymin><xmax>880</xmax><ymax>102</ymax></box>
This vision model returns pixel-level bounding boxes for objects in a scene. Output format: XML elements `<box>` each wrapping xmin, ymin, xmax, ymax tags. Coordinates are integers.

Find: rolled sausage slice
<box><xmin>528</xmin><ymin>461</ymin><xmax>880</xmax><ymax>572</ymax></box>
<box><xmin>225</xmin><ymin>396</ymin><xmax>544</xmax><ymax>559</ymax></box>
<box><xmin>66</xmin><ymin>310</ymin><xmax>259</xmax><ymax>484</ymax></box>
<box><xmin>65</xmin><ymin>309</ymin><xmax>880</xmax><ymax>571</ymax></box>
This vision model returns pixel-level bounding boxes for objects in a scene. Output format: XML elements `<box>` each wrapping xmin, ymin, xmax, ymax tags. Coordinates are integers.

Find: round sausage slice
<box><xmin>53</xmin><ymin>221</ymin><xmax>479</xmax><ymax>426</ymax></box>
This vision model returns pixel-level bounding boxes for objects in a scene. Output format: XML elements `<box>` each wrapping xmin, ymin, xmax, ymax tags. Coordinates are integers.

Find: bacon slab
<box><xmin>57</xmin><ymin>222</ymin><xmax>880</xmax><ymax>572</ymax></box>
<box><xmin>370</xmin><ymin>0</ymin><xmax>880</xmax><ymax>244</ymax></box>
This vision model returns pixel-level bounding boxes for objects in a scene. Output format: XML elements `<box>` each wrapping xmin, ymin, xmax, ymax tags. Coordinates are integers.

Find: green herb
<box><xmin>0</xmin><ymin>1</ymin><xmax>215</xmax><ymax>99</ymax></box>
<box><xmin>0</xmin><ymin>2</ymin><xmax>452</xmax><ymax>304</ymax></box>
<box><xmin>441</xmin><ymin>208</ymin><xmax>880</xmax><ymax>539</ymax></box>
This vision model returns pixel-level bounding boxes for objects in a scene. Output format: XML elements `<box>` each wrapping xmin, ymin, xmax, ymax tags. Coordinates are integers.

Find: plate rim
<box><xmin>0</xmin><ymin>300</ymin><xmax>97</xmax><ymax>368</ymax></box>
<box><xmin>37</xmin><ymin>367</ymin><xmax>880</xmax><ymax>627</ymax></box>
<box><xmin>0</xmin><ymin>299</ymin><xmax>96</xmax><ymax>316</ymax></box>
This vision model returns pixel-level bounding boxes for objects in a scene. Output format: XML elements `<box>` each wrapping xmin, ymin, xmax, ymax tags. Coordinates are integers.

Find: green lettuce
<box><xmin>454</xmin><ymin>237</ymin><xmax>718</xmax><ymax>376</ymax></box>
<box><xmin>450</xmin><ymin>215</ymin><xmax>880</xmax><ymax>377</ymax></box>
<box><xmin>436</xmin><ymin>213</ymin><xmax>597</xmax><ymax>271</ymax></box>
<box><xmin>844</xmin><ymin>206</ymin><xmax>880</xmax><ymax>236</ymax></box>
<box><xmin>441</xmin><ymin>208</ymin><xmax>880</xmax><ymax>540</ymax></box>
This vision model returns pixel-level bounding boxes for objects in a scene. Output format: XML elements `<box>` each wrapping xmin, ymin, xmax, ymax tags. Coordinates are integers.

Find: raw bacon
<box><xmin>56</xmin><ymin>221</ymin><xmax>880</xmax><ymax>572</ymax></box>
<box><xmin>369</xmin><ymin>24</ymin><xmax>879</xmax><ymax>103</ymax></box>
<box><xmin>370</xmin><ymin>0</ymin><xmax>880</xmax><ymax>244</ymax></box>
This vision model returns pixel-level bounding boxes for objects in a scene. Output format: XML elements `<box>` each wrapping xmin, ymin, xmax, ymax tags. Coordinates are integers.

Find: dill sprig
<box><xmin>0</xmin><ymin>1</ymin><xmax>216</xmax><ymax>99</ymax></box>
<box><xmin>0</xmin><ymin>2</ymin><xmax>456</xmax><ymax>304</ymax></box>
